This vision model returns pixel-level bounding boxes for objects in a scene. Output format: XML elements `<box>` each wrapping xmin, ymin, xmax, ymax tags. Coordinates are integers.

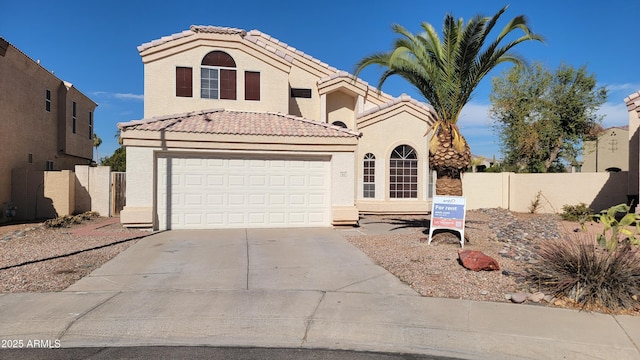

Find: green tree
<box><xmin>490</xmin><ymin>62</ymin><xmax>607</xmax><ymax>172</ymax></box>
<box><xmin>92</xmin><ymin>134</ymin><xmax>102</xmax><ymax>163</ymax></box>
<box><xmin>354</xmin><ymin>5</ymin><xmax>542</xmax><ymax>195</ymax></box>
<box><xmin>100</xmin><ymin>147</ymin><xmax>126</xmax><ymax>172</ymax></box>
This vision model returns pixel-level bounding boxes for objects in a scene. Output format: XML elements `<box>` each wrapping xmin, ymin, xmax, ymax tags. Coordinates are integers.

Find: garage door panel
<box><xmin>158</xmin><ymin>156</ymin><xmax>331</xmax><ymax>229</ymax></box>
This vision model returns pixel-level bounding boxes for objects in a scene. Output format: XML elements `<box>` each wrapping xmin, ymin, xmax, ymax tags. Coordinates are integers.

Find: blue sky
<box><xmin>2</xmin><ymin>0</ymin><xmax>639</xmax><ymax>160</ymax></box>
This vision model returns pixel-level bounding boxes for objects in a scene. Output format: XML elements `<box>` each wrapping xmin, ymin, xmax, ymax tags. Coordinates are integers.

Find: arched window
<box><xmin>201</xmin><ymin>51</ymin><xmax>236</xmax><ymax>100</ymax></box>
<box><xmin>332</xmin><ymin>121</ymin><xmax>348</xmax><ymax>129</ymax></box>
<box><xmin>363</xmin><ymin>153</ymin><xmax>375</xmax><ymax>198</ymax></box>
<box><xmin>390</xmin><ymin>145</ymin><xmax>417</xmax><ymax>198</ymax></box>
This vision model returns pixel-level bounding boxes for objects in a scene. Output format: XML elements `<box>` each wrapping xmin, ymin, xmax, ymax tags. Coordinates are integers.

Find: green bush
<box><xmin>593</xmin><ymin>203</ymin><xmax>640</xmax><ymax>251</ymax></box>
<box><xmin>561</xmin><ymin>203</ymin><xmax>593</xmax><ymax>222</ymax></box>
<box><xmin>530</xmin><ymin>235</ymin><xmax>640</xmax><ymax>310</ymax></box>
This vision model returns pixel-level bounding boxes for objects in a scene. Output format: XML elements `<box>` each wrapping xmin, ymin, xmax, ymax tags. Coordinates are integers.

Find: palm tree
<box><xmin>93</xmin><ymin>133</ymin><xmax>102</xmax><ymax>164</ymax></box>
<box><xmin>354</xmin><ymin>5</ymin><xmax>543</xmax><ymax>195</ymax></box>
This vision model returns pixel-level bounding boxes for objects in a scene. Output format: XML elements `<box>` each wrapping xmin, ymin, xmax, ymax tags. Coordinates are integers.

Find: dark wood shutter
<box><xmin>220</xmin><ymin>69</ymin><xmax>236</xmax><ymax>100</ymax></box>
<box><xmin>176</xmin><ymin>67</ymin><xmax>193</xmax><ymax>97</ymax></box>
<box><xmin>245</xmin><ymin>71</ymin><xmax>260</xmax><ymax>101</ymax></box>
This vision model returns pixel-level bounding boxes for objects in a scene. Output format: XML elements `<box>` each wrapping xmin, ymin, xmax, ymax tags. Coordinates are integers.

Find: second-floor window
<box><xmin>45</xmin><ymin>90</ymin><xmax>51</xmax><ymax>112</ymax></box>
<box><xmin>72</xmin><ymin>101</ymin><xmax>77</xmax><ymax>134</ymax></box>
<box><xmin>201</xmin><ymin>51</ymin><xmax>236</xmax><ymax>100</ymax></box>
<box><xmin>88</xmin><ymin>111</ymin><xmax>93</xmax><ymax>139</ymax></box>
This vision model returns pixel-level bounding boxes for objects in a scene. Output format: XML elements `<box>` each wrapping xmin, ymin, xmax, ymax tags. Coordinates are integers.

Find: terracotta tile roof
<box><xmin>136</xmin><ymin>26</ymin><xmax>393</xmax><ymax>102</ymax></box>
<box><xmin>118</xmin><ymin>109</ymin><xmax>361</xmax><ymax>138</ymax></box>
<box><xmin>358</xmin><ymin>94</ymin><xmax>437</xmax><ymax>119</ymax></box>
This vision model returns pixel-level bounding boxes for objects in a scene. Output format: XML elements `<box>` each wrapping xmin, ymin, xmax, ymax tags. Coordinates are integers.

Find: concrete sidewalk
<box><xmin>0</xmin><ymin>228</ymin><xmax>639</xmax><ymax>359</ymax></box>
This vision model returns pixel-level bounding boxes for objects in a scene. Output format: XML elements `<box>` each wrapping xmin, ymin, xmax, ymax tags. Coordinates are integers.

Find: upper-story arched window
<box><xmin>201</xmin><ymin>51</ymin><xmax>236</xmax><ymax>100</ymax></box>
<box><xmin>332</xmin><ymin>121</ymin><xmax>348</xmax><ymax>129</ymax></box>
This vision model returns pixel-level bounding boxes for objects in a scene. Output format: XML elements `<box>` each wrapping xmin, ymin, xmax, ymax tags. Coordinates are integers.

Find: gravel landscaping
<box><xmin>1</xmin><ymin>210</ymin><xmax>637</xmax><ymax>315</ymax></box>
<box><xmin>0</xmin><ymin>218</ymin><xmax>148</xmax><ymax>293</ymax></box>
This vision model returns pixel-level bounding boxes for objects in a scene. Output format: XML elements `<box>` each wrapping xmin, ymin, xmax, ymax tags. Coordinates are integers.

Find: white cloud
<box><xmin>598</xmin><ymin>102</ymin><xmax>629</xmax><ymax>127</ymax></box>
<box><xmin>92</xmin><ymin>91</ymin><xmax>144</xmax><ymax>101</ymax></box>
<box><xmin>458</xmin><ymin>102</ymin><xmax>494</xmax><ymax>128</ymax></box>
<box><xmin>603</xmin><ymin>82</ymin><xmax>640</xmax><ymax>95</ymax></box>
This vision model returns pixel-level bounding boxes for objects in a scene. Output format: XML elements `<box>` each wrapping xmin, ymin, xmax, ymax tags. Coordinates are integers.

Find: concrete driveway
<box><xmin>3</xmin><ymin>228</ymin><xmax>640</xmax><ymax>359</ymax></box>
<box><xmin>64</xmin><ymin>228</ymin><xmax>417</xmax><ymax>295</ymax></box>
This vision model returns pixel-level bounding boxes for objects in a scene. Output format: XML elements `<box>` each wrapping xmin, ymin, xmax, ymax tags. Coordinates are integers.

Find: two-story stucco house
<box><xmin>119</xmin><ymin>26</ymin><xmax>437</xmax><ymax>230</ymax></box>
<box><xmin>0</xmin><ymin>38</ymin><xmax>97</xmax><ymax>222</ymax></box>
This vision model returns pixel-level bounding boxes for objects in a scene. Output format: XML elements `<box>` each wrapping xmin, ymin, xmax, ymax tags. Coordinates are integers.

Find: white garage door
<box><xmin>157</xmin><ymin>156</ymin><xmax>331</xmax><ymax>229</ymax></box>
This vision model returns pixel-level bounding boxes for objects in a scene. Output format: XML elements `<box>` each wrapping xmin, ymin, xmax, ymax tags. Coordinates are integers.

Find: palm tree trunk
<box><xmin>435</xmin><ymin>175</ymin><xmax>463</xmax><ymax>196</ymax></box>
<box><xmin>429</xmin><ymin>128</ymin><xmax>470</xmax><ymax>196</ymax></box>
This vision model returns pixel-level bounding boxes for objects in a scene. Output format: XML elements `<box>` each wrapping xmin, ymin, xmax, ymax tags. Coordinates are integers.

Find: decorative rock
<box><xmin>527</xmin><ymin>292</ymin><xmax>545</xmax><ymax>303</ymax></box>
<box><xmin>480</xmin><ymin>290</ymin><xmax>489</xmax><ymax>295</ymax></box>
<box><xmin>509</xmin><ymin>292</ymin><xmax>529</xmax><ymax>303</ymax></box>
<box><xmin>457</xmin><ymin>249</ymin><xmax>500</xmax><ymax>271</ymax></box>
<box><xmin>543</xmin><ymin>295</ymin><xmax>555</xmax><ymax>303</ymax></box>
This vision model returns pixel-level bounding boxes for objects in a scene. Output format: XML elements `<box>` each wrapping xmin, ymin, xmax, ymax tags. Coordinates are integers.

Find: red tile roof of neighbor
<box><xmin>118</xmin><ymin>109</ymin><xmax>361</xmax><ymax>138</ymax></box>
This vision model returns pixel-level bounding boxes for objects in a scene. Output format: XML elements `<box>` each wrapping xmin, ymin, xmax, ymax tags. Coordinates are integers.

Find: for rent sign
<box><xmin>428</xmin><ymin>196</ymin><xmax>466</xmax><ymax>247</ymax></box>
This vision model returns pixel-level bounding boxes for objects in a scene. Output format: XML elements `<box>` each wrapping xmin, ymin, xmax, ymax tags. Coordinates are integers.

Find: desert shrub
<box><xmin>45</xmin><ymin>211</ymin><xmax>100</xmax><ymax>228</ymax></box>
<box><xmin>593</xmin><ymin>203</ymin><xmax>640</xmax><ymax>251</ymax></box>
<box><xmin>561</xmin><ymin>203</ymin><xmax>593</xmax><ymax>222</ymax></box>
<box><xmin>528</xmin><ymin>191</ymin><xmax>543</xmax><ymax>214</ymax></box>
<box><xmin>529</xmin><ymin>234</ymin><xmax>640</xmax><ymax>310</ymax></box>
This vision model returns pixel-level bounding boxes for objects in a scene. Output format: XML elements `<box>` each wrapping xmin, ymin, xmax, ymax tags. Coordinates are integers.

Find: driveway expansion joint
<box><xmin>301</xmin><ymin>291</ymin><xmax>326</xmax><ymax>345</ymax></box>
<box><xmin>56</xmin><ymin>291</ymin><xmax>122</xmax><ymax>340</ymax></box>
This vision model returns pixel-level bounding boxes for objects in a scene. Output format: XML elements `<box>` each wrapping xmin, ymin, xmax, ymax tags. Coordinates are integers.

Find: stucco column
<box><xmin>320</xmin><ymin>93</ymin><xmax>327</xmax><ymax>123</ymax></box>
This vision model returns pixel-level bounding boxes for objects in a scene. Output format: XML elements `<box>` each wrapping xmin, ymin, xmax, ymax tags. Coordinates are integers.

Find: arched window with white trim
<box><xmin>390</xmin><ymin>145</ymin><xmax>417</xmax><ymax>198</ymax></box>
<box><xmin>201</xmin><ymin>51</ymin><xmax>237</xmax><ymax>100</ymax></box>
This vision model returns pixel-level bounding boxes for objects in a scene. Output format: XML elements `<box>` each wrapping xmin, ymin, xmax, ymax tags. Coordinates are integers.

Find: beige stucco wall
<box><xmin>119</xmin><ymin>146</ymin><xmax>156</xmax><ymax>227</ymax></box>
<box><xmin>463</xmin><ymin>173</ymin><xmax>510</xmax><ymax>210</ymax></box>
<box><xmin>143</xmin><ymin>42</ymin><xmax>291</xmax><ymax>118</ymax></box>
<box><xmin>326</xmin><ymin>91</ymin><xmax>357</xmax><ymax>130</ymax></box>
<box><xmin>43</xmin><ymin>170</ymin><xmax>75</xmax><ymax>218</ymax></box>
<box><xmin>75</xmin><ymin>165</ymin><xmax>111</xmax><ymax>216</ymax></box>
<box><xmin>582</xmin><ymin>127</ymin><xmax>629</xmax><ymax>172</ymax></box>
<box><xmin>356</xmin><ymin>107</ymin><xmax>432</xmax><ymax>213</ymax></box>
<box><xmin>10</xmin><ymin>169</ymin><xmax>75</xmax><ymax>221</ymax></box>
<box><xmin>462</xmin><ymin>172</ymin><xmax>628</xmax><ymax>214</ymax></box>
<box><xmin>0</xmin><ymin>39</ymin><xmax>95</xmax><ymax>222</ymax></box>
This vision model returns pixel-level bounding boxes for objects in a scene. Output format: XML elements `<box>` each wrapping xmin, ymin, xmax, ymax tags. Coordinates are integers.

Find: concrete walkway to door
<box><xmin>0</xmin><ymin>228</ymin><xmax>639</xmax><ymax>359</ymax></box>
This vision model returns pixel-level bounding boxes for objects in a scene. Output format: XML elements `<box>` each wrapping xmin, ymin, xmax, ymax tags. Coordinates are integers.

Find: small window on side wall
<box><xmin>363</xmin><ymin>153</ymin><xmax>376</xmax><ymax>198</ymax></box>
<box><xmin>45</xmin><ymin>90</ymin><xmax>51</xmax><ymax>112</ymax></box>
<box><xmin>290</xmin><ymin>88</ymin><xmax>312</xmax><ymax>98</ymax></box>
<box><xmin>245</xmin><ymin>71</ymin><xmax>260</xmax><ymax>101</ymax></box>
<box><xmin>176</xmin><ymin>67</ymin><xmax>193</xmax><ymax>97</ymax></box>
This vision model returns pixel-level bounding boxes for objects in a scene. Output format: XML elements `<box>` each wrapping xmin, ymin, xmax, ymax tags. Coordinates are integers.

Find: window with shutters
<box><xmin>201</xmin><ymin>51</ymin><xmax>236</xmax><ymax>100</ymax></box>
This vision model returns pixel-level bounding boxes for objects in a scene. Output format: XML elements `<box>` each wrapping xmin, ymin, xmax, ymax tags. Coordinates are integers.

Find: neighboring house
<box><xmin>0</xmin><ymin>38</ymin><xmax>97</xmax><ymax>222</ymax></box>
<box><xmin>119</xmin><ymin>26</ymin><xmax>438</xmax><ymax>230</ymax></box>
<box><xmin>625</xmin><ymin>91</ymin><xmax>640</xmax><ymax>207</ymax></box>
<box><xmin>581</xmin><ymin>126</ymin><xmax>629</xmax><ymax>172</ymax></box>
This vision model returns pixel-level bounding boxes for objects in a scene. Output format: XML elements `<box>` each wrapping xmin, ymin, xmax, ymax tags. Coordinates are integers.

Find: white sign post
<box><xmin>428</xmin><ymin>195</ymin><xmax>466</xmax><ymax>248</ymax></box>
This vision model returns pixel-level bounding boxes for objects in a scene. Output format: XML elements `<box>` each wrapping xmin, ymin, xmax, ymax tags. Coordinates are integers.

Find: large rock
<box><xmin>458</xmin><ymin>250</ymin><xmax>500</xmax><ymax>271</ymax></box>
